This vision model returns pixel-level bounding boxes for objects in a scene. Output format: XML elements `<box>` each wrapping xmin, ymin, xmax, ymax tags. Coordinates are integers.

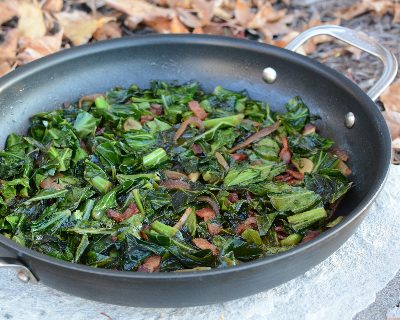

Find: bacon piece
<box><xmin>192</xmin><ymin>238</ymin><xmax>219</xmax><ymax>256</ymax></box>
<box><xmin>80</xmin><ymin>140</ymin><xmax>89</xmax><ymax>153</ymax></box>
<box><xmin>286</xmin><ymin>178</ymin><xmax>302</xmax><ymax>186</ymax></box>
<box><xmin>229</xmin><ymin>121</ymin><xmax>280</xmax><ymax>153</ymax></box>
<box><xmin>197</xmin><ymin>196</ymin><xmax>220</xmax><ymax>216</ymax></box>
<box><xmin>174</xmin><ymin>116</ymin><xmax>203</xmax><ymax>143</ymax></box>
<box><xmin>150</xmin><ymin>103</ymin><xmax>163</xmax><ymax>116</ymax></box>
<box><xmin>207</xmin><ymin>223</ymin><xmax>222</xmax><ymax>235</ymax></box>
<box><xmin>231</xmin><ymin>153</ymin><xmax>248</xmax><ymax>162</ymax></box>
<box><xmin>159</xmin><ymin>179</ymin><xmax>191</xmax><ymax>190</ymax></box>
<box><xmin>195</xmin><ymin>207</ymin><xmax>216</xmax><ymax>221</ymax></box>
<box><xmin>302</xmin><ymin>123</ymin><xmax>316</xmax><ymax>135</ymax></box>
<box><xmin>286</xmin><ymin>169</ymin><xmax>304</xmax><ymax>181</ymax></box>
<box><xmin>275</xmin><ymin>173</ymin><xmax>292</xmax><ymax>182</ymax></box>
<box><xmin>188</xmin><ymin>100</ymin><xmax>208</xmax><ymax>120</ymax></box>
<box><xmin>301</xmin><ymin>230</ymin><xmax>321</xmax><ymax>243</ymax></box>
<box><xmin>227</xmin><ymin>192</ymin><xmax>239</xmax><ymax>203</ymax></box>
<box><xmin>279</xmin><ymin>136</ymin><xmax>291</xmax><ymax>163</ymax></box>
<box><xmin>274</xmin><ymin>225</ymin><xmax>287</xmax><ymax>240</ymax></box>
<box><xmin>107</xmin><ymin>203</ymin><xmax>139</xmax><ymax>223</ymax></box>
<box><xmin>235</xmin><ymin>216</ymin><xmax>257</xmax><ymax>235</ymax></box>
<box><xmin>192</xmin><ymin>144</ymin><xmax>203</xmax><ymax>155</ymax></box>
<box><xmin>137</xmin><ymin>255</ymin><xmax>161</xmax><ymax>273</ymax></box>
<box><xmin>330</xmin><ymin>147</ymin><xmax>349</xmax><ymax>162</ymax></box>
<box><xmin>140</xmin><ymin>115</ymin><xmax>154</xmax><ymax>124</ymax></box>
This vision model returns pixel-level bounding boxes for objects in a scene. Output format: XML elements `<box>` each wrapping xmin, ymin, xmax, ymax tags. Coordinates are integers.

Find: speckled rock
<box><xmin>1</xmin><ymin>166</ymin><xmax>399</xmax><ymax>320</ymax></box>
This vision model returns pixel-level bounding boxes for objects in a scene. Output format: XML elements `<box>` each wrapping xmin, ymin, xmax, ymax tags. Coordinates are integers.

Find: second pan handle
<box><xmin>285</xmin><ymin>25</ymin><xmax>398</xmax><ymax>102</ymax></box>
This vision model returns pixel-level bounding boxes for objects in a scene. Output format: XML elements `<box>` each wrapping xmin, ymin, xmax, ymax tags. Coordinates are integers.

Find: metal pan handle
<box><xmin>285</xmin><ymin>25</ymin><xmax>398</xmax><ymax>102</ymax></box>
<box><xmin>0</xmin><ymin>257</ymin><xmax>38</xmax><ymax>284</ymax></box>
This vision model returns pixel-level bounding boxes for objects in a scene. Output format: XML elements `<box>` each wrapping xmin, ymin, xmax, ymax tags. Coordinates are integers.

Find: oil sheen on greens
<box><xmin>0</xmin><ymin>82</ymin><xmax>351</xmax><ymax>272</ymax></box>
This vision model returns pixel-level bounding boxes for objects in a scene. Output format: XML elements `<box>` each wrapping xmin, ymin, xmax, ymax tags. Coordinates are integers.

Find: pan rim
<box><xmin>0</xmin><ymin>34</ymin><xmax>392</xmax><ymax>280</ymax></box>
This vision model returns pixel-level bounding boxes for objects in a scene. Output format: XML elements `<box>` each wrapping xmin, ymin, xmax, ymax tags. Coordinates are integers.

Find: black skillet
<box><xmin>0</xmin><ymin>25</ymin><xmax>397</xmax><ymax>307</ymax></box>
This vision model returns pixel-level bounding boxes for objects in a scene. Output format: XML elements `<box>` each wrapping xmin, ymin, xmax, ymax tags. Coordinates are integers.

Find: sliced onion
<box><xmin>159</xmin><ymin>179</ymin><xmax>191</xmax><ymax>190</ymax></box>
<box><xmin>174</xmin><ymin>116</ymin><xmax>203</xmax><ymax>143</ymax></box>
<box><xmin>174</xmin><ymin>207</ymin><xmax>193</xmax><ymax>230</ymax></box>
<box><xmin>229</xmin><ymin>121</ymin><xmax>280</xmax><ymax>153</ymax></box>
<box><xmin>215</xmin><ymin>152</ymin><xmax>229</xmax><ymax>171</ymax></box>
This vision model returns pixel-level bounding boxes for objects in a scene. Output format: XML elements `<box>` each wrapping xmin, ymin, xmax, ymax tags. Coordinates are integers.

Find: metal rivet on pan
<box><xmin>17</xmin><ymin>270</ymin><xmax>30</xmax><ymax>283</ymax></box>
<box><xmin>262</xmin><ymin>67</ymin><xmax>277</xmax><ymax>84</ymax></box>
<box><xmin>345</xmin><ymin>112</ymin><xmax>355</xmax><ymax>128</ymax></box>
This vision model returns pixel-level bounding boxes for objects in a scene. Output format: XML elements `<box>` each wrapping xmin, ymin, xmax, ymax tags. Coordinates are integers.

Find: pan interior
<box><xmin>0</xmin><ymin>36</ymin><xmax>390</xmax><ymax>228</ymax></box>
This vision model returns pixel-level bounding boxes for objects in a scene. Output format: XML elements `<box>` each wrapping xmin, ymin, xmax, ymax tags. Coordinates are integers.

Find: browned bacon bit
<box><xmin>207</xmin><ymin>223</ymin><xmax>222</xmax><ymax>235</ymax></box>
<box><xmin>197</xmin><ymin>196</ymin><xmax>220</xmax><ymax>216</ymax></box>
<box><xmin>150</xmin><ymin>103</ymin><xmax>163</xmax><ymax>116</ymax></box>
<box><xmin>275</xmin><ymin>173</ymin><xmax>292</xmax><ymax>182</ymax></box>
<box><xmin>192</xmin><ymin>143</ymin><xmax>203</xmax><ymax>155</ymax></box>
<box><xmin>235</xmin><ymin>216</ymin><xmax>257</xmax><ymax>235</ymax></box>
<box><xmin>330</xmin><ymin>147</ymin><xmax>349</xmax><ymax>162</ymax></box>
<box><xmin>279</xmin><ymin>135</ymin><xmax>291</xmax><ymax>163</ymax></box>
<box><xmin>229</xmin><ymin>121</ymin><xmax>280</xmax><ymax>153</ymax></box>
<box><xmin>227</xmin><ymin>192</ymin><xmax>239</xmax><ymax>203</ymax></box>
<box><xmin>174</xmin><ymin>116</ymin><xmax>203</xmax><ymax>143</ymax></box>
<box><xmin>95</xmin><ymin>127</ymin><xmax>105</xmax><ymax>136</ymax></box>
<box><xmin>192</xmin><ymin>238</ymin><xmax>219</xmax><ymax>256</ymax></box>
<box><xmin>137</xmin><ymin>255</ymin><xmax>161</xmax><ymax>273</ymax></box>
<box><xmin>286</xmin><ymin>169</ymin><xmax>304</xmax><ymax>181</ymax></box>
<box><xmin>301</xmin><ymin>230</ymin><xmax>321</xmax><ymax>243</ymax></box>
<box><xmin>188</xmin><ymin>100</ymin><xmax>208</xmax><ymax>120</ymax></box>
<box><xmin>159</xmin><ymin>179</ymin><xmax>191</xmax><ymax>190</ymax></box>
<box><xmin>275</xmin><ymin>226</ymin><xmax>287</xmax><ymax>240</ymax></box>
<box><xmin>107</xmin><ymin>203</ymin><xmax>139</xmax><ymax>223</ymax></box>
<box><xmin>40</xmin><ymin>175</ymin><xmax>64</xmax><ymax>190</ymax></box>
<box><xmin>78</xmin><ymin>94</ymin><xmax>102</xmax><ymax>108</ymax></box>
<box><xmin>140</xmin><ymin>225</ymin><xmax>150</xmax><ymax>241</ymax></box>
<box><xmin>140</xmin><ymin>114</ymin><xmax>154</xmax><ymax>124</ymax></box>
<box><xmin>231</xmin><ymin>153</ymin><xmax>248</xmax><ymax>162</ymax></box>
<box><xmin>302</xmin><ymin>123</ymin><xmax>316</xmax><ymax>135</ymax></box>
<box><xmin>195</xmin><ymin>207</ymin><xmax>216</xmax><ymax>221</ymax></box>
<box><xmin>110</xmin><ymin>236</ymin><xmax>118</xmax><ymax>243</ymax></box>
<box><xmin>164</xmin><ymin>170</ymin><xmax>188</xmax><ymax>180</ymax></box>
<box><xmin>286</xmin><ymin>178</ymin><xmax>302</xmax><ymax>186</ymax></box>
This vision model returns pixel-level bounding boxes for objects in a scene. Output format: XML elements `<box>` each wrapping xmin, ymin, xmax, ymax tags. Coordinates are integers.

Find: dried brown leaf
<box><xmin>93</xmin><ymin>21</ymin><xmax>122</xmax><ymax>40</ymax></box>
<box><xmin>56</xmin><ymin>11</ymin><xmax>114</xmax><ymax>45</ymax></box>
<box><xmin>381</xmin><ymin>80</ymin><xmax>400</xmax><ymax>113</ymax></box>
<box><xmin>383</xmin><ymin>111</ymin><xmax>400</xmax><ymax>141</ymax></box>
<box><xmin>170</xmin><ymin>16</ymin><xmax>189</xmax><ymax>33</ymax></box>
<box><xmin>105</xmin><ymin>0</ymin><xmax>174</xmax><ymax>29</ymax></box>
<box><xmin>394</xmin><ymin>2</ymin><xmax>400</xmax><ymax>23</ymax></box>
<box><xmin>248</xmin><ymin>3</ymin><xmax>286</xmax><ymax>29</ymax></box>
<box><xmin>145</xmin><ymin>17</ymin><xmax>171</xmax><ymax>33</ymax></box>
<box><xmin>0</xmin><ymin>2</ymin><xmax>18</xmax><ymax>25</ymax></box>
<box><xmin>17</xmin><ymin>1</ymin><xmax>47</xmax><ymax>39</ymax></box>
<box><xmin>234</xmin><ymin>0</ymin><xmax>253</xmax><ymax>27</ymax></box>
<box><xmin>336</xmin><ymin>0</ymin><xmax>394</xmax><ymax>20</ymax></box>
<box><xmin>177</xmin><ymin>8</ymin><xmax>201</xmax><ymax>28</ymax></box>
<box><xmin>192</xmin><ymin>0</ymin><xmax>214</xmax><ymax>25</ymax></box>
<box><xmin>0</xmin><ymin>29</ymin><xmax>19</xmax><ymax>62</ymax></box>
<box><xmin>17</xmin><ymin>30</ymin><xmax>63</xmax><ymax>64</ymax></box>
<box><xmin>43</xmin><ymin>0</ymin><xmax>64</xmax><ymax>12</ymax></box>
<box><xmin>0</xmin><ymin>62</ymin><xmax>12</xmax><ymax>77</ymax></box>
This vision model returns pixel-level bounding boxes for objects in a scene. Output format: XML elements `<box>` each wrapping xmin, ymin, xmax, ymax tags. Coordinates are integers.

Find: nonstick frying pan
<box><xmin>0</xmin><ymin>25</ymin><xmax>397</xmax><ymax>307</ymax></box>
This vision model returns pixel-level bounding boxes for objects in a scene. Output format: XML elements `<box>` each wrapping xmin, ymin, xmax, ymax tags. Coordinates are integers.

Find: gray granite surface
<box><xmin>0</xmin><ymin>165</ymin><xmax>399</xmax><ymax>320</ymax></box>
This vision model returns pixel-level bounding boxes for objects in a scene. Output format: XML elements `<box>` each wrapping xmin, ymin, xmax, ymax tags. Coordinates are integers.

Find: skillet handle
<box><xmin>285</xmin><ymin>25</ymin><xmax>398</xmax><ymax>102</ymax></box>
<box><xmin>0</xmin><ymin>257</ymin><xmax>38</xmax><ymax>284</ymax></box>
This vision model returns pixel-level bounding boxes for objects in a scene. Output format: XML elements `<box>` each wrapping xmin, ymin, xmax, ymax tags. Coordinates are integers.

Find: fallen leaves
<box><xmin>381</xmin><ymin>80</ymin><xmax>400</xmax><ymax>113</ymax></box>
<box><xmin>336</xmin><ymin>0</ymin><xmax>396</xmax><ymax>20</ymax></box>
<box><xmin>56</xmin><ymin>11</ymin><xmax>114</xmax><ymax>46</ymax></box>
<box><xmin>0</xmin><ymin>2</ymin><xmax>17</xmax><ymax>25</ymax></box>
<box><xmin>17</xmin><ymin>1</ymin><xmax>47</xmax><ymax>39</ymax></box>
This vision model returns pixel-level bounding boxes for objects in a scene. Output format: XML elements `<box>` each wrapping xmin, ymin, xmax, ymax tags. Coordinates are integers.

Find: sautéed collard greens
<box><xmin>0</xmin><ymin>82</ymin><xmax>352</xmax><ymax>272</ymax></box>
